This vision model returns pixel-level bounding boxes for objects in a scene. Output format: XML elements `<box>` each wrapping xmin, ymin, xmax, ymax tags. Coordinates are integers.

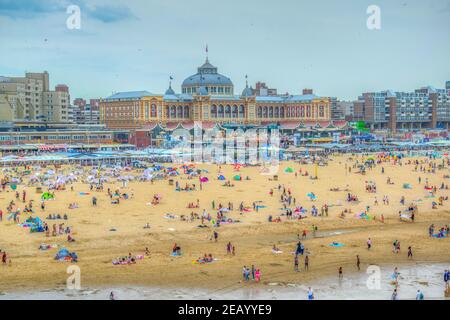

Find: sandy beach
<box><xmin>0</xmin><ymin>154</ymin><xmax>449</xmax><ymax>297</ymax></box>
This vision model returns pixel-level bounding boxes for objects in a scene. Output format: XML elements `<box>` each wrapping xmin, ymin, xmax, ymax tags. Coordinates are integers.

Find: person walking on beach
<box><xmin>416</xmin><ymin>290</ymin><xmax>424</xmax><ymax>300</ymax></box>
<box><xmin>391</xmin><ymin>289</ymin><xmax>398</xmax><ymax>300</ymax></box>
<box><xmin>307</xmin><ymin>287</ymin><xmax>314</xmax><ymax>300</ymax></box>
<box><xmin>304</xmin><ymin>255</ymin><xmax>309</xmax><ymax>271</ymax></box>
<box><xmin>367</xmin><ymin>238</ymin><xmax>372</xmax><ymax>250</ymax></box>
<box><xmin>338</xmin><ymin>267</ymin><xmax>343</xmax><ymax>279</ymax></box>
<box><xmin>444</xmin><ymin>270</ymin><xmax>449</xmax><ymax>290</ymax></box>
<box><xmin>2</xmin><ymin>251</ymin><xmax>7</xmax><ymax>265</ymax></box>
<box><xmin>109</xmin><ymin>291</ymin><xmax>115</xmax><ymax>300</ymax></box>
<box><xmin>356</xmin><ymin>255</ymin><xmax>361</xmax><ymax>271</ymax></box>
<box><xmin>255</xmin><ymin>269</ymin><xmax>261</xmax><ymax>282</ymax></box>
<box><xmin>407</xmin><ymin>246</ymin><xmax>413</xmax><ymax>259</ymax></box>
<box><xmin>294</xmin><ymin>255</ymin><xmax>299</xmax><ymax>272</ymax></box>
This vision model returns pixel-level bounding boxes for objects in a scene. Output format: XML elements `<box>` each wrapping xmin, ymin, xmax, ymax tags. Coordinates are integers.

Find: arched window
<box><xmin>301</xmin><ymin>106</ymin><xmax>305</xmax><ymax>117</ymax></box>
<box><xmin>145</xmin><ymin>103</ymin><xmax>150</xmax><ymax>119</ymax></box>
<box><xmin>319</xmin><ymin>105</ymin><xmax>324</xmax><ymax>117</ymax></box>
<box><xmin>306</xmin><ymin>105</ymin><xmax>311</xmax><ymax>118</ymax></box>
<box><xmin>177</xmin><ymin>106</ymin><xmax>183</xmax><ymax>118</ymax></box>
<box><xmin>274</xmin><ymin>106</ymin><xmax>279</xmax><ymax>118</ymax></box>
<box><xmin>211</xmin><ymin>105</ymin><xmax>217</xmax><ymax>118</ymax></box>
<box><xmin>165</xmin><ymin>106</ymin><xmax>170</xmax><ymax>118</ymax></box>
<box><xmin>184</xmin><ymin>106</ymin><xmax>190</xmax><ymax>118</ymax></box>
<box><xmin>263</xmin><ymin>106</ymin><xmax>268</xmax><ymax>118</ymax></box>
<box><xmin>269</xmin><ymin>106</ymin><xmax>274</xmax><ymax>118</ymax></box>
<box><xmin>239</xmin><ymin>105</ymin><xmax>245</xmax><ymax>118</ymax></box>
<box><xmin>170</xmin><ymin>106</ymin><xmax>176</xmax><ymax>118</ymax></box>
<box><xmin>218</xmin><ymin>105</ymin><xmax>224</xmax><ymax>118</ymax></box>
<box><xmin>257</xmin><ymin>106</ymin><xmax>262</xmax><ymax>118</ymax></box>
<box><xmin>280</xmin><ymin>106</ymin><xmax>284</xmax><ymax>118</ymax></box>
<box><xmin>151</xmin><ymin>104</ymin><xmax>157</xmax><ymax>118</ymax></box>
<box><xmin>225</xmin><ymin>105</ymin><xmax>231</xmax><ymax>118</ymax></box>
<box><xmin>232</xmin><ymin>105</ymin><xmax>238</xmax><ymax>118</ymax></box>
<box><xmin>295</xmin><ymin>107</ymin><xmax>300</xmax><ymax>117</ymax></box>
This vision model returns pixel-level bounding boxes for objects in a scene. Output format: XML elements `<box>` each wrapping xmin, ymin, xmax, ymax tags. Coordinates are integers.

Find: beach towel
<box><xmin>328</xmin><ymin>242</ymin><xmax>345</xmax><ymax>247</ymax></box>
<box><xmin>432</xmin><ymin>233</ymin><xmax>448</xmax><ymax>238</ymax></box>
<box><xmin>307</xmin><ymin>193</ymin><xmax>317</xmax><ymax>200</ymax></box>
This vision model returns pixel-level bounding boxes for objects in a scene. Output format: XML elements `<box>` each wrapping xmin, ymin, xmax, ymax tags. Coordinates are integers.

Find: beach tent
<box><xmin>233</xmin><ymin>175</ymin><xmax>242</xmax><ymax>181</ymax></box>
<box><xmin>41</xmin><ymin>192</ymin><xmax>54</xmax><ymax>200</ymax></box>
<box><xmin>217</xmin><ymin>175</ymin><xmax>226</xmax><ymax>181</ymax></box>
<box><xmin>55</xmin><ymin>248</ymin><xmax>77</xmax><ymax>261</ymax></box>
<box><xmin>10</xmin><ymin>184</ymin><xmax>17</xmax><ymax>190</ymax></box>
<box><xmin>285</xmin><ymin>167</ymin><xmax>294</xmax><ymax>173</ymax></box>
<box><xmin>55</xmin><ymin>248</ymin><xmax>70</xmax><ymax>260</ymax></box>
<box><xmin>200</xmin><ymin>177</ymin><xmax>209</xmax><ymax>183</ymax></box>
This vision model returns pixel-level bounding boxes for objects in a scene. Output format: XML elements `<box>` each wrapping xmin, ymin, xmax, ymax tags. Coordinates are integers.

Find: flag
<box><xmin>206</xmin><ymin>44</ymin><xmax>208</xmax><ymax>53</ymax></box>
<box><xmin>170</xmin><ymin>76</ymin><xmax>173</xmax><ymax>80</ymax></box>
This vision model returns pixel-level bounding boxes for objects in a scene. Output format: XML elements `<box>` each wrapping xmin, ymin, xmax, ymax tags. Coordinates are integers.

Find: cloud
<box><xmin>0</xmin><ymin>0</ymin><xmax>63</xmax><ymax>18</ymax></box>
<box><xmin>0</xmin><ymin>0</ymin><xmax>136</xmax><ymax>23</ymax></box>
<box><xmin>86</xmin><ymin>4</ymin><xmax>136</xmax><ymax>23</ymax></box>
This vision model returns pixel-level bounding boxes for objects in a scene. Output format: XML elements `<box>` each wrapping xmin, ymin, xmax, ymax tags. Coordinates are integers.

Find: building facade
<box><xmin>0</xmin><ymin>72</ymin><xmax>72</xmax><ymax>123</ymax></box>
<box><xmin>354</xmin><ymin>83</ymin><xmax>450</xmax><ymax>131</ymax></box>
<box><xmin>100</xmin><ymin>58</ymin><xmax>332</xmax><ymax>129</ymax></box>
<box><xmin>73</xmin><ymin>98</ymin><xmax>100</xmax><ymax>125</ymax></box>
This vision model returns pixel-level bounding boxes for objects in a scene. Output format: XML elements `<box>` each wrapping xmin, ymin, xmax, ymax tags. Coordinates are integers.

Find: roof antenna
<box><xmin>205</xmin><ymin>44</ymin><xmax>209</xmax><ymax>62</ymax></box>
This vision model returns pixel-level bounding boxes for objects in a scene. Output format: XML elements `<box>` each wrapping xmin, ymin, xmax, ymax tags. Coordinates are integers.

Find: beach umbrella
<box><xmin>233</xmin><ymin>175</ymin><xmax>242</xmax><ymax>181</ymax></box>
<box><xmin>217</xmin><ymin>175</ymin><xmax>226</xmax><ymax>181</ymax></box>
<box><xmin>200</xmin><ymin>177</ymin><xmax>209</xmax><ymax>183</ymax></box>
<box><xmin>284</xmin><ymin>167</ymin><xmax>294</xmax><ymax>173</ymax></box>
<box><xmin>10</xmin><ymin>184</ymin><xmax>17</xmax><ymax>190</ymax></box>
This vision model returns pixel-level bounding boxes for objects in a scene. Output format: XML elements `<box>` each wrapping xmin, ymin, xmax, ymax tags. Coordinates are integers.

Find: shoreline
<box><xmin>1</xmin><ymin>261</ymin><xmax>448</xmax><ymax>300</ymax></box>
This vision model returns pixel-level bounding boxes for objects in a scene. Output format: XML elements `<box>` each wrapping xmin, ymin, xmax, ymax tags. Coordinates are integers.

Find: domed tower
<box><xmin>182</xmin><ymin>57</ymin><xmax>234</xmax><ymax>96</ymax></box>
<box><xmin>241</xmin><ymin>75</ymin><xmax>254</xmax><ymax>97</ymax></box>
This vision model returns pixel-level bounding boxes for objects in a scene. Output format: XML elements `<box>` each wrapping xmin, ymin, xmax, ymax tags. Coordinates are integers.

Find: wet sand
<box><xmin>0</xmin><ymin>155</ymin><xmax>449</xmax><ymax>297</ymax></box>
<box><xmin>1</xmin><ymin>263</ymin><xmax>448</xmax><ymax>300</ymax></box>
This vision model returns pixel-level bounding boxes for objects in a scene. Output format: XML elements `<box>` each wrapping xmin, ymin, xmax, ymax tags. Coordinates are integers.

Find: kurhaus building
<box><xmin>100</xmin><ymin>58</ymin><xmax>332</xmax><ymax>129</ymax></box>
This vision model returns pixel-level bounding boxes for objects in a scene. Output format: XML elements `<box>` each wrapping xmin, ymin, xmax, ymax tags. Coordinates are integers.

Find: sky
<box><xmin>0</xmin><ymin>0</ymin><xmax>449</xmax><ymax>101</ymax></box>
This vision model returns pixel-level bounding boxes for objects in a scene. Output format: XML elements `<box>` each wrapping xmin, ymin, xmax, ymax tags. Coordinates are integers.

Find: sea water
<box><xmin>1</xmin><ymin>263</ymin><xmax>448</xmax><ymax>300</ymax></box>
